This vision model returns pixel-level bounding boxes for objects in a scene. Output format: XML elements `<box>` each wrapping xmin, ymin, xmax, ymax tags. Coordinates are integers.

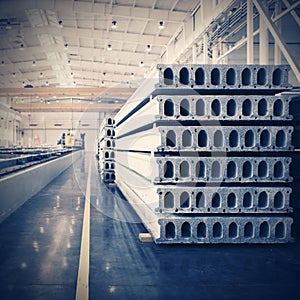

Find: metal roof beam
<box><xmin>0</xmin><ymin>0</ymin><xmax>187</xmax><ymax>22</ymax></box>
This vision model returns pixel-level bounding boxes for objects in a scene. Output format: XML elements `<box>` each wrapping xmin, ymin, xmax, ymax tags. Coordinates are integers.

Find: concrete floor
<box><xmin>0</xmin><ymin>152</ymin><xmax>300</xmax><ymax>300</ymax></box>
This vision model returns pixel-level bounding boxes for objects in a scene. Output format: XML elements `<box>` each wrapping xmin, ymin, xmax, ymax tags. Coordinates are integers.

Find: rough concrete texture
<box><xmin>157</xmin><ymin>216</ymin><xmax>293</xmax><ymax>244</ymax></box>
<box><xmin>156</xmin><ymin>94</ymin><xmax>292</xmax><ymax>121</ymax></box>
<box><xmin>158</xmin><ymin>125</ymin><xmax>293</xmax><ymax>152</ymax></box>
<box><xmin>156</xmin><ymin>186</ymin><xmax>292</xmax><ymax>214</ymax></box>
<box><xmin>155</xmin><ymin>156</ymin><xmax>292</xmax><ymax>183</ymax></box>
<box><xmin>157</xmin><ymin>64</ymin><xmax>291</xmax><ymax>89</ymax></box>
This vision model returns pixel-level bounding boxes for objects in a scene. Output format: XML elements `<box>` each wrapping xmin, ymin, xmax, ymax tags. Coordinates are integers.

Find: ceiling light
<box><xmin>101</xmin><ymin>80</ymin><xmax>105</xmax><ymax>87</ymax></box>
<box><xmin>39</xmin><ymin>72</ymin><xmax>43</xmax><ymax>78</ymax></box>
<box><xmin>32</xmin><ymin>60</ymin><xmax>36</xmax><ymax>67</ymax></box>
<box><xmin>1</xmin><ymin>61</ymin><xmax>4</xmax><ymax>65</ymax></box>
<box><xmin>45</xmin><ymin>81</ymin><xmax>49</xmax><ymax>86</ymax></box>
<box><xmin>139</xmin><ymin>61</ymin><xmax>144</xmax><ymax>67</ymax></box>
<box><xmin>111</xmin><ymin>20</ymin><xmax>117</xmax><ymax>29</ymax></box>
<box><xmin>146</xmin><ymin>44</ymin><xmax>151</xmax><ymax>52</ymax></box>
<box><xmin>20</xmin><ymin>44</ymin><xmax>24</xmax><ymax>50</ymax></box>
<box><xmin>58</xmin><ymin>20</ymin><xmax>63</xmax><ymax>28</ymax></box>
<box><xmin>56</xmin><ymin>100</ymin><xmax>59</xmax><ymax>103</ymax></box>
<box><xmin>70</xmin><ymin>72</ymin><xmax>74</xmax><ymax>77</ymax></box>
<box><xmin>67</xmin><ymin>59</ymin><xmax>71</xmax><ymax>64</ymax></box>
<box><xmin>12</xmin><ymin>72</ymin><xmax>16</xmax><ymax>77</ymax></box>
<box><xmin>107</xmin><ymin>44</ymin><xmax>112</xmax><ymax>51</ymax></box>
<box><xmin>64</xmin><ymin>43</ymin><xmax>68</xmax><ymax>50</ymax></box>
<box><xmin>47</xmin><ymin>101</ymin><xmax>50</xmax><ymax>104</ymax></box>
<box><xmin>73</xmin><ymin>81</ymin><xmax>76</xmax><ymax>85</ymax></box>
<box><xmin>40</xmin><ymin>99</ymin><xmax>43</xmax><ymax>103</ymax></box>
<box><xmin>159</xmin><ymin>21</ymin><xmax>164</xmax><ymax>29</ymax></box>
<box><xmin>130</xmin><ymin>72</ymin><xmax>135</xmax><ymax>78</ymax></box>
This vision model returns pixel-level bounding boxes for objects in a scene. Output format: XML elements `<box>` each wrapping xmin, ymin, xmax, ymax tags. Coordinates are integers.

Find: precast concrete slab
<box><xmin>115</xmin><ymin>125</ymin><xmax>294</xmax><ymax>152</ymax></box>
<box><xmin>115</xmin><ymin>151</ymin><xmax>292</xmax><ymax>183</ymax></box>
<box><xmin>157</xmin><ymin>64</ymin><xmax>291</xmax><ymax>90</ymax></box>
<box><xmin>157</xmin><ymin>215</ymin><xmax>293</xmax><ymax>244</ymax></box>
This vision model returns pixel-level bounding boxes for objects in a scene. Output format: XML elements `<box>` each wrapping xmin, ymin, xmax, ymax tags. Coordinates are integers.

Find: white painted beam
<box><xmin>247</xmin><ymin>0</ymin><xmax>254</xmax><ymax>64</ymax></box>
<box><xmin>253</xmin><ymin>0</ymin><xmax>300</xmax><ymax>82</ymax></box>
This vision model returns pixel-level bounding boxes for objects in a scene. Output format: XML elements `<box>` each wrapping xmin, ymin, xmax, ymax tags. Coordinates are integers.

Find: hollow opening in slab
<box><xmin>195</xmin><ymin>161</ymin><xmax>205</xmax><ymax>178</ymax></box>
<box><xmin>182</xmin><ymin>130</ymin><xmax>192</xmax><ymax>147</ymax></box>
<box><xmin>197</xmin><ymin>222</ymin><xmax>206</xmax><ymax>238</ymax></box>
<box><xmin>258</xmin><ymin>98</ymin><xmax>268</xmax><ymax>116</ymax></box>
<box><xmin>245</xmin><ymin>130</ymin><xmax>254</xmax><ymax>147</ymax></box>
<box><xmin>107</xmin><ymin>129</ymin><xmax>112</xmax><ymax>136</ymax></box>
<box><xmin>229</xmin><ymin>222</ymin><xmax>238</xmax><ymax>238</ymax></box>
<box><xmin>213</xmin><ymin>222</ymin><xmax>222</xmax><ymax>238</ymax></box>
<box><xmin>111</xmin><ymin>152</ymin><xmax>115</xmax><ymax>159</ymax></box>
<box><xmin>242</xmin><ymin>99</ymin><xmax>252</xmax><ymax>116</ymax></box>
<box><xmin>260</xmin><ymin>129</ymin><xmax>271</xmax><ymax>147</ymax></box>
<box><xmin>179</xmin><ymin>67</ymin><xmax>189</xmax><ymax>85</ymax></box>
<box><xmin>195</xmin><ymin>67</ymin><xmax>205</xmax><ymax>85</ymax></box>
<box><xmin>227</xmin><ymin>193</ymin><xmax>237</xmax><ymax>208</ymax></box>
<box><xmin>111</xmin><ymin>173</ymin><xmax>116</xmax><ymax>180</ymax></box>
<box><xmin>229</xmin><ymin>130</ymin><xmax>238</xmax><ymax>147</ymax></box>
<box><xmin>227</xmin><ymin>99</ymin><xmax>236</xmax><ymax>116</ymax></box>
<box><xmin>213</xmin><ymin>130</ymin><xmax>223</xmax><ymax>147</ymax></box>
<box><xmin>259</xmin><ymin>221</ymin><xmax>270</xmax><ymax>238</ymax></box>
<box><xmin>107</xmin><ymin>118</ymin><xmax>113</xmax><ymax>125</ymax></box>
<box><xmin>274</xmin><ymin>191</ymin><xmax>284</xmax><ymax>208</ymax></box>
<box><xmin>227</xmin><ymin>161</ymin><xmax>237</xmax><ymax>178</ymax></box>
<box><xmin>105</xmin><ymin>152</ymin><xmax>109</xmax><ymax>159</ymax></box>
<box><xmin>258</xmin><ymin>161</ymin><xmax>268</xmax><ymax>178</ymax></box>
<box><xmin>181</xmin><ymin>222</ymin><xmax>191</xmax><ymax>238</ymax></box>
<box><xmin>226</xmin><ymin>68</ymin><xmax>236</xmax><ymax>85</ymax></box>
<box><xmin>276</xmin><ymin>130</ymin><xmax>286</xmax><ymax>147</ymax></box>
<box><xmin>111</xmin><ymin>163</ymin><xmax>115</xmax><ymax>169</ymax></box>
<box><xmin>164</xmin><ymin>192</ymin><xmax>174</xmax><ymax>208</ymax></box>
<box><xmin>243</xmin><ymin>192</ymin><xmax>252</xmax><ymax>208</ymax></box>
<box><xmin>242</xmin><ymin>68</ymin><xmax>251</xmax><ymax>85</ymax></box>
<box><xmin>211</xmin><ymin>68</ymin><xmax>220</xmax><ymax>85</ymax></box>
<box><xmin>196</xmin><ymin>98</ymin><xmax>205</xmax><ymax>116</ymax></box>
<box><xmin>274</xmin><ymin>161</ymin><xmax>284</xmax><ymax>178</ymax></box>
<box><xmin>180</xmin><ymin>99</ymin><xmax>189</xmax><ymax>116</ymax></box>
<box><xmin>163</xmin><ymin>68</ymin><xmax>174</xmax><ymax>85</ymax></box>
<box><xmin>166</xmin><ymin>130</ymin><xmax>176</xmax><ymax>147</ymax></box>
<box><xmin>211</xmin><ymin>99</ymin><xmax>221</xmax><ymax>116</ymax></box>
<box><xmin>275</xmin><ymin>222</ymin><xmax>285</xmax><ymax>238</ymax></box>
<box><xmin>257</xmin><ymin>68</ymin><xmax>267</xmax><ymax>85</ymax></box>
<box><xmin>243</xmin><ymin>161</ymin><xmax>252</xmax><ymax>178</ymax></box>
<box><xmin>273</xmin><ymin>99</ymin><xmax>283</xmax><ymax>116</ymax></box>
<box><xmin>211</xmin><ymin>161</ymin><xmax>221</xmax><ymax>178</ymax></box>
<box><xmin>244</xmin><ymin>222</ymin><xmax>254</xmax><ymax>237</ymax></box>
<box><xmin>106</xmin><ymin>140</ymin><xmax>111</xmax><ymax>147</ymax></box>
<box><xmin>180</xmin><ymin>192</ymin><xmax>190</xmax><ymax>208</ymax></box>
<box><xmin>198</xmin><ymin>130</ymin><xmax>208</xmax><ymax>147</ymax></box>
<box><xmin>165</xmin><ymin>222</ymin><xmax>175</xmax><ymax>238</ymax></box>
<box><xmin>196</xmin><ymin>192</ymin><xmax>205</xmax><ymax>208</ymax></box>
<box><xmin>105</xmin><ymin>163</ymin><xmax>109</xmax><ymax>169</ymax></box>
<box><xmin>164</xmin><ymin>99</ymin><xmax>174</xmax><ymax>116</ymax></box>
<box><xmin>272</xmin><ymin>68</ymin><xmax>282</xmax><ymax>86</ymax></box>
<box><xmin>212</xmin><ymin>193</ymin><xmax>221</xmax><ymax>208</ymax></box>
<box><xmin>105</xmin><ymin>173</ymin><xmax>110</xmax><ymax>180</ymax></box>
<box><xmin>258</xmin><ymin>191</ymin><xmax>268</xmax><ymax>208</ymax></box>
<box><xmin>164</xmin><ymin>161</ymin><xmax>174</xmax><ymax>178</ymax></box>
<box><xmin>112</xmin><ymin>140</ymin><xmax>115</xmax><ymax>147</ymax></box>
<box><xmin>179</xmin><ymin>161</ymin><xmax>189</xmax><ymax>177</ymax></box>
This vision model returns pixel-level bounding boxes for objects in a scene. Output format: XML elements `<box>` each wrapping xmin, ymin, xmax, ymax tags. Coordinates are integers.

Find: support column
<box><xmin>274</xmin><ymin>1</ymin><xmax>281</xmax><ymax>64</ymax></box>
<box><xmin>247</xmin><ymin>0</ymin><xmax>254</xmax><ymax>64</ymax></box>
<box><xmin>259</xmin><ymin>13</ymin><xmax>269</xmax><ymax>64</ymax></box>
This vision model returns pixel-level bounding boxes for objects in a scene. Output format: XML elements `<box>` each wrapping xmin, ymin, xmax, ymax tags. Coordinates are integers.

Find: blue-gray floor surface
<box><xmin>0</xmin><ymin>152</ymin><xmax>300</xmax><ymax>300</ymax></box>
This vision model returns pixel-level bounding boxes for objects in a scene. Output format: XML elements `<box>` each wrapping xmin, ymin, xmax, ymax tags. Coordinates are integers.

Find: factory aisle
<box><xmin>0</xmin><ymin>152</ymin><xmax>88</xmax><ymax>300</ymax></box>
<box><xmin>0</xmin><ymin>152</ymin><xmax>300</xmax><ymax>299</ymax></box>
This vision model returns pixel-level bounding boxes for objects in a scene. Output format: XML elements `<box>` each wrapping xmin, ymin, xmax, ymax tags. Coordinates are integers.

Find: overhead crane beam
<box><xmin>0</xmin><ymin>87</ymin><xmax>136</xmax><ymax>99</ymax></box>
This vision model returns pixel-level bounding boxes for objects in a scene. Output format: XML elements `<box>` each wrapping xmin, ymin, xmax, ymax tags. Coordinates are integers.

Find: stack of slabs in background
<box><xmin>97</xmin><ymin>115</ymin><xmax>116</xmax><ymax>183</ymax></box>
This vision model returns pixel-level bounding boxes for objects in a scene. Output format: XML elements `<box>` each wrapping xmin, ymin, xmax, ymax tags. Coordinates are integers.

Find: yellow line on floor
<box><xmin>76</xmin><ymin>159</ymin><xmax>91</xmax><ymax>300</ymax></box>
